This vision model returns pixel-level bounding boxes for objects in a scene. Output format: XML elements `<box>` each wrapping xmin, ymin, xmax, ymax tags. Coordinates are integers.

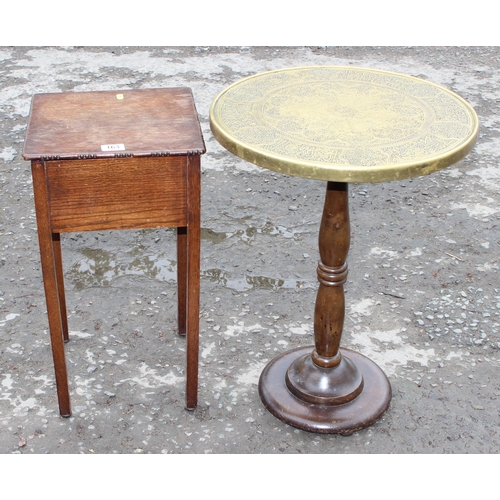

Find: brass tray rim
<box><xmin>209</xmin><ymin>65</ymin><xmax>479</xmax><ymax>183</ymax></box>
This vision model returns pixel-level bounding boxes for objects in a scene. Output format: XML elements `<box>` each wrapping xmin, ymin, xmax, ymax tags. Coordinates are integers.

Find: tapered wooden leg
<box><xmin>31</xmin><ymin>161</ymin><xmax>71</xmax><ymax>417</ymax></box>
<box><xmin>259</xmin><ymin>182</ymin><xmax>391</xmax><ymax>434</ymax></box>
<box><xmin>185</xmin><ymin>156</ymin><xmax>201</xmax><ymax>410</ymax></box>
<box><xmin>177</xmin><ymin>227</ymin><xmax>188</xmax><ymax>336</ymax></box>
<box><xmin>52</xmin><ymin>233</ymin><xmax>69</xmax><ymax>343</ymax></box>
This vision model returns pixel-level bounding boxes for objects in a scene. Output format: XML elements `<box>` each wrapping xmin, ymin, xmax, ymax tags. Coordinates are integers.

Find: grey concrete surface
<box><xmin>1</xmin><ymin>46</ymin><xmax>499</xmax><ymax>454</ymax></box>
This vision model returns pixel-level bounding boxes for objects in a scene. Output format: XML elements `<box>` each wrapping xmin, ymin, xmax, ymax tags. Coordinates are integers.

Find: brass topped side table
<box><xmin>210</xmin><ymin>66</ymin><xmax>478</xmax><ymax>434</ymax></box>
<box><xmin>23</xmin><ymin>88</ymin><xmax>205</xmax><ymax>417</ymax></box>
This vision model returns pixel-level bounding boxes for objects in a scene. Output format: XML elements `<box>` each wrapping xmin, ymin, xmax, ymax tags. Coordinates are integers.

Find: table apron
<box><xmin>43</xmin><ymin>156</ymin><xmax>189</xmax><ymax>233</ymax></box>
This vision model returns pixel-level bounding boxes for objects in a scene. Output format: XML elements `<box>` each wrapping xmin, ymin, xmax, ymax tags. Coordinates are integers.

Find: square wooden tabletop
<box><xmin>23</xmin><ymin>88</ymin><xmax>206</xmax><ymax>161</ymax></box>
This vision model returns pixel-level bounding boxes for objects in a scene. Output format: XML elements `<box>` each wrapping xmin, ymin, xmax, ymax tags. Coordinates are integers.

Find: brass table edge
<box><xmin>209</xmin><ymin>65</ymin><xmax>479</xmax><ymax>183</ymax></box>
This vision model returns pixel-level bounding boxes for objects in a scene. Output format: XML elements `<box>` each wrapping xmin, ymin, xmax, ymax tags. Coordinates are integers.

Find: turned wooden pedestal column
<box><xmin>209</xmin><ymin>66</ymin><xmax>478</xmax><ymax>434</ymax></box>
<box><xmin>258</xmin><ymin>182</ymin><xmax>391</xmax><ymax>434</ymax></box>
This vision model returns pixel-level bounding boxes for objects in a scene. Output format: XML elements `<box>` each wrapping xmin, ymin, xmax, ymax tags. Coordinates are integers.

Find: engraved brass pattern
<box><xmin>210</xmin><ymin>66</ymin><xmax>479</xmax><ymax>183</ymax></box>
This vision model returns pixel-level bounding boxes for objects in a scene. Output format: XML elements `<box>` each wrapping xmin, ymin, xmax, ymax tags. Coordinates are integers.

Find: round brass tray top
<box><xmin>210</xmin><ymin>66</ymin><xmax>479</xmax><ymax>183</ymax></box>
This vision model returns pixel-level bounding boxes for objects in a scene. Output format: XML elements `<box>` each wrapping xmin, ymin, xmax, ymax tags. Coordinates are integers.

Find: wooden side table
<box><xmin>210</xmin><ymin>66</ymin><xmax>479</xmax><ymax>434</ymax></box>
<box><xmin>23</xmin><ymin>88</ymin><xmax>205</xmax><ymax>417</ymax></box>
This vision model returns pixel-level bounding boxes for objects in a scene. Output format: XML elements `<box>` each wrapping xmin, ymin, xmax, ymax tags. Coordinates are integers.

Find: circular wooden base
<box><xmin>258</xmin><ymin>346</ymin><xmax>392</xmax><ymax>435</ymax></box>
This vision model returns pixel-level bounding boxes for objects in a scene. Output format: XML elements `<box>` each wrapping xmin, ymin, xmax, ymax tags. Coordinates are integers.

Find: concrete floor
<box><xmin>1</xmin><ymin>46</ymin><xmax>499</xmax><ymax>456</ymax></box>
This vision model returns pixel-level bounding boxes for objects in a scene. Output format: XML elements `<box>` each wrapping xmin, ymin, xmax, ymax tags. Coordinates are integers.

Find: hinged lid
<box><xmin>23</xmin><ymin>88</ymin><xmax>206</xmax><ymax>160</ymax></box>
